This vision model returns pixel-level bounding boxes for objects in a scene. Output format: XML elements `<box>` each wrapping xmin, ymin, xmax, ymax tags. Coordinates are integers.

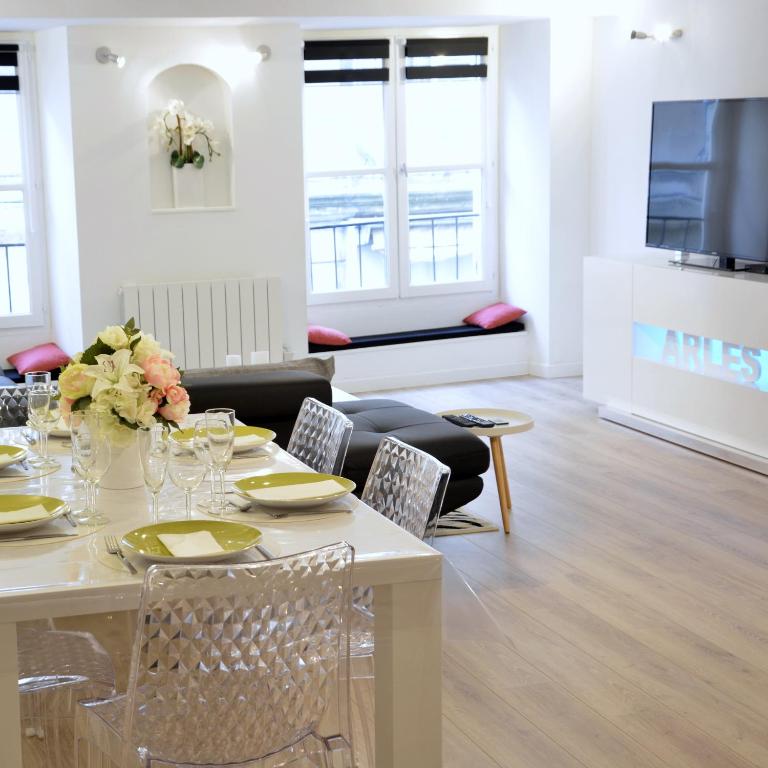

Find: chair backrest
<box><xmin>287</xmin><ymin>397</ymin><xmax>354</xmax><ymax>475</ymax></box>
<box><xmin>0</xmin><ymin>384</ymin><xmax>28</xmax><ymax>427</ymax></box>
<box><xmin>362</xmin><ymin>436</ymin><xmax>451</xmax><ymax>539</ymax></box>
<box><xmin>121</xmin><ymin>543</ymin><xmax>354</xmax><ymax>766</ymax></box>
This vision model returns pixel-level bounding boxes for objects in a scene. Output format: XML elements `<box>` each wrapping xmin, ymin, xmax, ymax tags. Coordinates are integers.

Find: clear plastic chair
<box><xmin>18</xmin><ymin>626</ymin><xmax>116</xmax><ymax>768</ymax></box>
<box><xmin>74</xmin><ymin>542</ymin><xmax>355</xmax><ymax>768</ymax></box>
<box><xmin>0</xmin><ymin>383</ymin><xmax>28</xmax><ymax>427</ymax></box>
<box><xmin>287</xmin><ymin>397</ymin><xmax>353</xmax><ymax>476</ymax></box>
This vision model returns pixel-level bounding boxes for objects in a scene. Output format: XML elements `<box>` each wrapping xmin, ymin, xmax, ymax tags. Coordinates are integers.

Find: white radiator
<box><xmin>121</xmin><ymin>277</ymin><xmax>282</xmax><ymax>370</ymax></box>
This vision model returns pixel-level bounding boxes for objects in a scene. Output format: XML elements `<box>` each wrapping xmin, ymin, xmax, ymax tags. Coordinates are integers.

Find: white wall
<box><xmin>38</xmin><ymin>23</ymin><xmax>308</xmax><ymax>358</ymax></box>
<box><xmin>590</xmin><ymin>0</ymin><xmax>768</xmax><ymax>260</ymax></box>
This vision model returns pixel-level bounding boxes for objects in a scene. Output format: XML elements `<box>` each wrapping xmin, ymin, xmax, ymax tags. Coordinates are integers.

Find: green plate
<box><xmin>121</xmin><ymin>520</ymin><xmax>262</xmax><ymax>563</ymax></box>
<box><xmin>172</xmin><ymin>425</ymin><xmax>276</xmax><ymax>454</ymax></box>
<box><xmin>0</xmin><ymin>494</ymin><xmax>68</xmax><ymax>533</ymax></box>
<box><xmin>0</xmin><ymin>444</ymin><xmax>27</xmax><ymax>469</ymax></box>
<box><xmin>234</xmin><ymin>472</ymin><xmax>356</xmax><ymax>509</ymax></box>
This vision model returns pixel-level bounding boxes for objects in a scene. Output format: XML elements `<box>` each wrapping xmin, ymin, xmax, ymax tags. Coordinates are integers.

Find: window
<box><xmin>303</xmin><ymin>33</ymin><xmax>496</xmax><ymax>303</ymax></box>
<box><xmin>0</xmin><ymin>42</ymin><xmax>44</xmax><ymax>327</ymax></box>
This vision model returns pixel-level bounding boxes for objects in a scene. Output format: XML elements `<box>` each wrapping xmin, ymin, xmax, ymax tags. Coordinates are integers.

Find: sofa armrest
<box><xmin>183</xmin><ymin>370</ymin><xmax>332</xmax><ymax>447</ymax></box>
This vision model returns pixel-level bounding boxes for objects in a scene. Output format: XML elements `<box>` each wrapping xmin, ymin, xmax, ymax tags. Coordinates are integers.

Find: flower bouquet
<box><xmin>156</xmin><ymin>99</ymin><xmax>220</xmax><ymax>169</ymax></box>
<box><xmin>58</xmin><ymin>318</ymin><xmax>190</xmax><ymax>442</ymax></box>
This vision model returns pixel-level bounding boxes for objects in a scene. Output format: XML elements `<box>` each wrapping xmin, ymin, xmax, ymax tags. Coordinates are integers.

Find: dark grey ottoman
<box><xmin>335</xmin><ymin>399</ymin><xmax>490</xmax><ymax>514</ymax></box>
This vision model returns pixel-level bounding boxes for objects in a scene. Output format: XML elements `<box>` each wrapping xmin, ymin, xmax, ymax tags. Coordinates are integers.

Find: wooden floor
<box><xmin>32</xmin><ymin>375</ymin><xmax>768</xmax><ymax>768</ymax></box>
<box><xmin>374</xmin><ymin>376</ymin><xmax>768</xmax><ymax>768</ymax></box>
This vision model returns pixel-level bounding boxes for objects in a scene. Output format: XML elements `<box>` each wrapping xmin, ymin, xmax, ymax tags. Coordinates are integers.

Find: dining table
<box><xmin>0</xmin><ymin>424</ymin><xmax>442</xmax><ymax>768</ymax></box>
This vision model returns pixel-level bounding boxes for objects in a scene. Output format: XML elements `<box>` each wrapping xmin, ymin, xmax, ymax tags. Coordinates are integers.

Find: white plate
<box><xmin>0</xmin><ymin>494</ymin><xmax>68</xmax><ymax>533</ymax></box>
<box><xmin>233</xmin><ymin>473</ymin><xmax>356</xmax><ymax>510</ymax></box>
<box><xmin>0</xmin><ymin>445</ymin><xmax>27</xmax><ymax>470</ymax></box>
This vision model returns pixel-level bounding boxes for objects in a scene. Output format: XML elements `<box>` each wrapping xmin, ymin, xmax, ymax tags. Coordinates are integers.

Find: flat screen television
<box><xmin>647</xmin><ymin>97</ymin><xmax>768</xmax><ymax>269</ymax></box>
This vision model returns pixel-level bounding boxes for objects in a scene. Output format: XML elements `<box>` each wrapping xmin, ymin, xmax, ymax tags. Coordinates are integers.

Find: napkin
<box><xmin>0</xmin><ymin>465</ymin><xmax>29</xmax><ymax>478</ymax></box>
<box><xmin>157</xmin><ymin>531</ymin><xmax>225</xmax><ymax>557</ymax></box>
<box><xmin>0</xmin><ymin>504</ymin><xmax>51</xmax><ymax>526</ymax></box>
<box><xmin>234</xmin><ymin>433</ymin><xmax>267</xmax><ymax>450</ymax></box>
<box><xmin>246</xmin><ymin>479</ymin><xmax>346</xmax><ymax>502</ymax></box>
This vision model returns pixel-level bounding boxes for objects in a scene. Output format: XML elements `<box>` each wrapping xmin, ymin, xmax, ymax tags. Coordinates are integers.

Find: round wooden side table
<box><xmin>437</xmin><ymin>408</ymin><xmax>534</xmax><ymax>534</ymax></box>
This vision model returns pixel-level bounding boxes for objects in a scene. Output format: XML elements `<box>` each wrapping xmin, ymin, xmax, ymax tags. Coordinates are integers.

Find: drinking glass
<box><xmin>205</xmin><ymin>408</ymin><xmax>235</xmax><ymax>516</ymax></box>
<box><xmin>70</xmin><ymin>413</ymin><xmax>112</xmax><ymax>525</ymax></box>
<box><xmin>193</xmin><ymin>420</ymin><xmax>218</xmax><ymax>514</ymax></box>
<box><xmin>24</xmin><ymin>371</ymin><xmax>52</xmax><ymax>467</ymax></box>
<box><xmin>138</xmin><ymin>425</ymin><xmax>169</xmax><ymax>523</ymax></box>
<box><xmin>168</xmin><ymin>439</ymin><xmax>206</xmax><ymax>520</ymax></box>
<box><xmin>27</xmin><ymin>387</ymin><xmax>61</xmax><ymax>470</ymax></box>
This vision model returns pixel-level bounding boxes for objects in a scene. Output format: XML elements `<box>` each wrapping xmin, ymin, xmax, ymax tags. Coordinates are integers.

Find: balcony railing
<box><xmin>309</xmin><ymin>212</ymin><xmax>479</xmax><ymax>292</ymax></box>
<box><xmin>0</xmin><ymin>243</ymin><xmax>27</xmax><ymax>316</ymax></box>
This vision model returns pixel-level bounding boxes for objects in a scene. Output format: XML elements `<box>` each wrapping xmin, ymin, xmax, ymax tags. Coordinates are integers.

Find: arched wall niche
<box><xmin>148</xmin><ymin>63</ymin><xmax>233</xmax><ymax>211</ymax></box>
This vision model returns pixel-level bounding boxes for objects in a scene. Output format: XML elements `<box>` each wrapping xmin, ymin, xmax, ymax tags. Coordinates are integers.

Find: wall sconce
<box><xmin>95</xmin><ymin>46</ymin><xmax>126</xmax><ymax>68</ymax></box>
<box><xmin>631</xmin><ymin>25</ymin><xmax>683</xmax><ymax>42</ymax></box>
<box><xmin>254</xmin><ymin>45</ymin><xmax>271</xmax><ymax>63</ymax></box>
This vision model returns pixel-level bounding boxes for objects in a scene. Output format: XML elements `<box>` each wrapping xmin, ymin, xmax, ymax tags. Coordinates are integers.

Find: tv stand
<box><xmin>668</xmin><ymin>252</ymin><xmax>748</xmax><ymax>272</ymax></box>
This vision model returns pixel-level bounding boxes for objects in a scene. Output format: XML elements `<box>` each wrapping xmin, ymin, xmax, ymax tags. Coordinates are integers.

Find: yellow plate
<box><xmin>234</xmin><ymin>472</ymin><xmax>355</xmax><ymax>509</ymax></box>
<box><xmin>0</xmin><ymin>444</ymin><xmax>27</xmax><ymax>469</ymax></box>
<box><xmin>121</xmin><ymin>520</ymin><xmax>262</xmax><ymax>563</ymax></box>
<box><xmin>172</xmin><ymin>425</ymin><xmax>276</xmax><ymax>454</ymax></box>
<box><xmin>0</xmin><ymin>494</ymin><xmax>67</xmax><ymax>533</ymax></box>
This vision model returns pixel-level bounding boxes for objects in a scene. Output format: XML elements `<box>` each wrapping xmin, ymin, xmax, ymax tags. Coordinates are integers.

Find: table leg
<box><xmin>0</xmin><ymin>621</ymin><xmax>22</xmax><ymax>768</ymax></box>
<box><xmin>374</xmin><ymin>577</ymin><xmax>442</xmax><ymax>768</ymax></box>
<box><xmin>496</xmin><ymin>437</ymin><xmax>513</xmax><ymax>512</ymax></box>
<box><xmin>490</xmin><ymin>436</ymin><xmax>511</xmax><ymax>534</ymax></box>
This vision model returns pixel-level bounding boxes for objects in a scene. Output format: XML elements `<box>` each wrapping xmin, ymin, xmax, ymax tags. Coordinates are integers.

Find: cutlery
<box><xmin>64</xmin><ymin>512</ymin><xmax>78</xmax><ymax>528</ymax></box>
<box><xmin>256</xmin><ymin>543</ymin><xmax>275</xmax><ymax>560</ymax></box>
<box><xmin>104</xmin><ymin>535</ymin><xmax>138</xmax><ymax>574</ymax></box>
<box><xmin>0</xmin><ymin>532</ymin><xmax>77</xmax><ymax>542</ymax></box>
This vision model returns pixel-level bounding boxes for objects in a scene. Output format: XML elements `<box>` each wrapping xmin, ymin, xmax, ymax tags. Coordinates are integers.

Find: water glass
<box><xmin>138</xmin><ymin>425</ymin><xmax>169</xmax><ymax>523</ymax></box>
<box><xmin>205</xmin><ymin>408</ymin><xmax>235</xmax><ymax>515</ymax></box>
<box><xmin>168</xmin><ymin>439</ymin><xmax>206</xmax><ymax>520</ymax></box>
<box><xmin>70</xmin><ymin>413</ymin><xmax>112</xmax><ymax>525</ymax></box>
<box><xmin>27</xmin><ymin>387</ymin><xmax>61</xmax><ymax>470</ymax></box>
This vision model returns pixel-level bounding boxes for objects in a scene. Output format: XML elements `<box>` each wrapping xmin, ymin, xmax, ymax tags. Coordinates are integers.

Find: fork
<box><xmin>104</xmin><ymin>535</ymin><xmax>138</xmax><ymax>574</ymax></box>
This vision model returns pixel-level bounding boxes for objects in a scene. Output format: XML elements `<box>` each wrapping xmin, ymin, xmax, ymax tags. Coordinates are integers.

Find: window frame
<box><xmin>303</xmin><ymin>27</ymin><xmax>498</xmax><ymax>306</ymax></box>
<box><xmin>0</xmin><ymin>37</ymin><xmax>47</xmax><ymax>330</ymax></box>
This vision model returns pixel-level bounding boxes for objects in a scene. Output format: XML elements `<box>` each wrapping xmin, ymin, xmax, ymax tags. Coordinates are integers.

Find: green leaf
<box><xmin>71</xmin><ymin>396</ymin><xmax>92</xmax><ymax>413</ymax></box>
<box><xmin>192</xmin><ymin>152</ymin><xmax>204</xmax><ymax>169</ymax></box>
<box><xmin>79</xmin><ymin>339</ymin><xmax>112</xmax><ymax>365</ymax></box>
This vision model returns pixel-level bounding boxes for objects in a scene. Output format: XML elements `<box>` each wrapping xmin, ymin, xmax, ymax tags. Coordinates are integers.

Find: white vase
<box><xmin>172</xmin><ymin>164</ymin><xmax>205</xmax><ymax>209</ymax></box>
<box><xmin>100</xmin><ymin>431</ymin><xmax>144</xmax><ymax>491</ymax></box>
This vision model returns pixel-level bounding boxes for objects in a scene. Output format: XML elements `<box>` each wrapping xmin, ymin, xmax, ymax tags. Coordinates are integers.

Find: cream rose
<box><xmin>136</xmin><ymin>398</ymin><xmax>159</xmax><ymax>428</ymax></box>
<box><xmin>131</xmin><ymin>333</ymin><xmax>162</xmax><ymax>364</ymax></box>
<box><xmin>58</xmin><ymin>363</ymin><xmax>94</xmax><ymax>400</ymax></box>
<box><xmin>98</xmin><ymin>325</ymin><xmax>130</xmax><ymax>350</ymax></box>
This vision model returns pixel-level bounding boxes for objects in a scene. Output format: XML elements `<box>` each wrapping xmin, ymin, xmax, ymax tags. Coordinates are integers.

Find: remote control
<box><xmin>461</xmin><ymin>413</ymin><xmax>497</xmax><ymax>428</ymax></box>
<box><xmin>442</xmin><ymin>414</ymin><xmax>479</xmax><ymax>428</ymax></box>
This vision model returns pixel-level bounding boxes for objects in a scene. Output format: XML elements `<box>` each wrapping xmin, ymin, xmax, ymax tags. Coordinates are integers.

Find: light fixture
<box><xmin>254</xmin><ymin>44</ymin><xmax>271</xmax><ymax>63</ymax></box>
<box><xmin>95</xmin><ymin>46</ymin><xmax>126</xmax><ymax>68</ymax></box>
<box><xmin>630</xmin><ymin>25</ymin><xmax>683</xmax><ymax>42</ymax></box>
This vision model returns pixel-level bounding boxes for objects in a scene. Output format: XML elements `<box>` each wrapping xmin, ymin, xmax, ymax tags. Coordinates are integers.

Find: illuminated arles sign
<box><xmin>633</xmin><ymin>322</ymin><xmax>767</xmax><ymax>390</ymax></box>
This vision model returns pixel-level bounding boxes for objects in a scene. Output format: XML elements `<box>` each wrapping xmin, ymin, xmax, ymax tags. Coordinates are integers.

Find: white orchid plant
<box><xmin>156</xmin><ymin>99</ymin><xmax>220</xmax><ymax>169</ymax></box>
<box><xmin>58</xmin><ymin>318</ymin><xmax>190</xmax><ymax>442</ymax></box>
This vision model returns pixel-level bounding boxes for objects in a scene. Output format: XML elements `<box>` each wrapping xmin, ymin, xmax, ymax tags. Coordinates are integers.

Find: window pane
<box><xmin>407</xmin><ymin>169</ymin><xmax>482</xmax><ymax>286</ymax></box>
<box><xmin>0</xmin><ymin>94</ymin><xmax>23</xmax><ymax>184</ymax></box>
<box><xmin>0</xmin><ymin>190</ymin><xmax>29</xmax><ymax>315</ymax></box>
<box><xmin>405</xmin><ymin>78</ymin><xmax>484</xmax><ymax>167</ymax></box>
<box><xmin>307</xmin><ymin>175</ymin><xmax>388</xmax><ymax>293</ymax></box>
<box><xmin>304</xmin><ymin>82</ymin><xmax>387</xmax><ymax>172</ymax></box>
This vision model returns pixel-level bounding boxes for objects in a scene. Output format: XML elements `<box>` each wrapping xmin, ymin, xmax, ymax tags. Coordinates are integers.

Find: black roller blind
<box><xmin>0</xmin><ymin>44</ymin><xmax>19</xmax><ymax>92</ymax></box>
<box><xmin>304</xmin><ymin>39</ymin><xmax>389</xmax><ymax>84</ymax></box>
<box><xmin>405</xmin><ymin>37</ymin><xmax>487</xmax><ymax>80</ymax></box>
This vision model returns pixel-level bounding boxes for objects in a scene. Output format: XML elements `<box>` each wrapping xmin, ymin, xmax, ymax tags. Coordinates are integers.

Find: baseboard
<box><xmin>529</xmin><ymin>361</ymin><xmax>583</xmax><ymax>378</ymax></box>
<box><xmin>599</xmin><ymin>406</ymin><xmax>768</xmax><ymax>476</ymax></box>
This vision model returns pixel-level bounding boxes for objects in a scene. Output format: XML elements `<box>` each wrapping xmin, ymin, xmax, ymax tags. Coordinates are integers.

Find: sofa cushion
<box><xmin>7</xmin><ymin>343</ymin><xmax>70</xmax><ymax>375</ymax></box>
<box><xmin>183</xmin><ymin>355</ymin><xmax>335</xmax><ymax>382</ymax></box>
<box><xmin>463</xmin><ymin>302</ymin><xmax>527</xmax><ymax>329</ymax></box>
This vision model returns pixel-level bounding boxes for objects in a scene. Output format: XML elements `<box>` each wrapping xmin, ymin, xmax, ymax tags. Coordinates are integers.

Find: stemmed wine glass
<box><xmin>27</xmin><ymin>386</ymin><xmax>61</xmax><ymax>470</ymax></box>
<box><xmin>193</xmin><ymin>420</ymin><xmax>217</xmax><ymax>514</ymax></box>
<box><xmin>138</xmin><ymin>424</ymin><xmax>169</xmax><ymax>523</ymax></box>
<box><xmin>25</xmin><ymin>371</ymin><xmax>53</xmax><ymax>467</ymax></box>
<box><xmin>70</xmin><ymin>412</ymin><xmax>112</xmax><ymax>525</ymax></box>
<box><xmin>168</xmin><ymin>438</ymin><xmax>206</xmax><ymax>520</ymax></box>
<box><xmin>204</xmin><ymin>408</ymin><xmax>235</xmax><ymax>516</ymax></box>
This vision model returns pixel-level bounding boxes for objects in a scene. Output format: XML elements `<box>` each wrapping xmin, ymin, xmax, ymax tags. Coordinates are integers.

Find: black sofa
<box><xmin>183</xmin><ymin>368</ymin><xmax>489</xmax><ymax>513</ymax></box>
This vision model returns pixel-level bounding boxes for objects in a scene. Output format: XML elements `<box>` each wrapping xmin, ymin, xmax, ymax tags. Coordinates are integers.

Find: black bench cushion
<box><xmin>309</xmin><ymin>320</ymin><xmax>525</xmax><ymax>353</ymax></box>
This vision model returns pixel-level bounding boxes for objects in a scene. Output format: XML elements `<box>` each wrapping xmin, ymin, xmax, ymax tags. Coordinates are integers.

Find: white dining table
<box><xmin>0</xmin><ymin>429</ymin><xmax>442</xmax><ymax>768</ymax></box>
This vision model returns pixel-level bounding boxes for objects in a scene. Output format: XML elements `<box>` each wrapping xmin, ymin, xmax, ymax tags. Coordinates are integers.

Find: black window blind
<box><xmin>304</xmin><ymin>39</ymin><xmax>389</xmax><ymax>84</ymax></box>
<box><xmin>0</xmin><ymin>44</ymin><xmax>19</xmax><ymax>92</ymax></box>
<box><xmin>405</xmin><ymin>37</ymin><xmax>488</xmax><ymax>80</ymax></box>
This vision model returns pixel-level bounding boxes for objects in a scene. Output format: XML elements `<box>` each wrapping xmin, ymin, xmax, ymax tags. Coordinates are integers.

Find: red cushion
<box><xmin>7</xmin><ymin>343</ymin><xmax>70</xmax><ymax>375</ymax></box>
<box><xmin>308</xmin><ymin>324</ymin><xmax>351</xmax><ymax>347</ymax></box>
<box><xmin>463</xmin><ymin>302</ymin><xmax>527</xmax><ymax>330</ymax></box>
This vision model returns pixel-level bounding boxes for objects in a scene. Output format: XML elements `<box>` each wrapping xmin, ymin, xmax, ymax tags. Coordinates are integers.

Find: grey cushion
<box><xmin>183</xmin><ymin>356</ymin><xmax>335</xmax><ymax>383</ymax></box>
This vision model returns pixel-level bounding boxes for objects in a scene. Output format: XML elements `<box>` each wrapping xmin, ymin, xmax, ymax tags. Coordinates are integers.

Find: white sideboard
<box><xmin>584</xmin><ymin>255</ymin><xmax>768</xmax><ymax>472</ymax></box>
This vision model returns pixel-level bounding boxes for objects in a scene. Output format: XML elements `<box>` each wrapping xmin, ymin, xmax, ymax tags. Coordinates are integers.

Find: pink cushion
<box><xmin>7</xmin><ymin>343</ymin><xmax>71</xmax><ymax>375</ymax></box>
<box><xmin>308</xmin><ymin>324</ymin><xmax>351</xmax><ymax>347</ymax></box>
<box><xmin>463</xmin><ymin>302</ymin><xmax>527</xmax><ymax>330</ymax></box>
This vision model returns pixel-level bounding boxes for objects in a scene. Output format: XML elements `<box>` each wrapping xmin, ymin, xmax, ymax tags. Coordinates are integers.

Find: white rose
<box><xmin>136</xmin><ymin>399</ymin><xmax>159</xmax><ymax>428</ymax></box>
<box><xmin>98</xmin><ymin>325</ymin><xmax>130</xmax><ymax>350</ymax></box>
<box><xmin>114</xmin><ymin>390</ymin><xmax>140</xmax><ymax>424</ymax></box>
<box><xmin>131</xmin><ymin>333</ymin><xmax>162</xmax><ymax>364</ymax></box>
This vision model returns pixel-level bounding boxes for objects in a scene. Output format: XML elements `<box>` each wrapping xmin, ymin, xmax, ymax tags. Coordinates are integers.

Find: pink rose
<box><xmin>159</xmin><ymin>398</ymin><xmax>190</xmax><ymax>423</ymax></box>
<box><xmin>164</xmin><ymin>385</ymin><xmax>188</xmax><ymax>405</ymax></box>
<box><xmin>59</xmin><ymin>397</ymin><xmax>75</xmax><ymax>422</ymax></box>
<box><xmin>142</xmin><ymin>355</ymin><xmax>180</xmax><ymax>391</ymax></box>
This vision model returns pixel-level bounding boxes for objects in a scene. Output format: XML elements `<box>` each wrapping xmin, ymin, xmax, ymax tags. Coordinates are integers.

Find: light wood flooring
<box><xmin>31</xmin><ymin>375</ymin><xmax>768</xmax><ymax>768</ymax></box>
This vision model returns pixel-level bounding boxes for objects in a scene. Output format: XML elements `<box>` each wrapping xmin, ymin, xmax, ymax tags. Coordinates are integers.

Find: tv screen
<box><xmin>647</xmin><ymin>97</ymin><xmax>768</xmax><ymax>262</ymax></box>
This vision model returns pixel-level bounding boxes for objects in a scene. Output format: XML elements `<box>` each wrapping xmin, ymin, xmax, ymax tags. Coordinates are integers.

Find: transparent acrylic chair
<box><xmin>18</xmin><ymin>625</ymin><xmax>116</xmax><ymax>768</ymax></box>
<box><xmin>74</xmin><ymin>542</ymin><xmax>355</xmax><ymax>768</ymax></box>
<box><xmin>287</xmin><ymin>397</ymin><xmax>353</xmax><ymax>475</ymax></box>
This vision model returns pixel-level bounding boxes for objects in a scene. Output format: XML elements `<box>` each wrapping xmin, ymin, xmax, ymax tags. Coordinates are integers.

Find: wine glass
<box><xmin>168</xmin><ymin>438</ymin><xmax>206</xmax><ymax>520</ymax></box>
<box><xmin>24</xmin><ymin>371</ymin><xmax>51</xmax><ymax>466</ymax></box>
<box><xmin>193</xmin><ymin>420</ymin><xmax>218</xmax><ymax>514</ymax></box>
<box><xmin>70</xmin><ymin>413</ymin><xmax>112</xmax><ymax>525</ymax></box>
<box><xmin>138</xmin><ymin>425</ymin><xmax>169</xmax><ymax>523</ymax></box>
<box><xmin>27</xmin><ymin>387</ymin><xmax>61</xmax><ymax>470</ymax></box>
<box><xmin>205</xmin><ymin>408</ymin><xmax>235</xmax><ymax>516</ymax></box>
